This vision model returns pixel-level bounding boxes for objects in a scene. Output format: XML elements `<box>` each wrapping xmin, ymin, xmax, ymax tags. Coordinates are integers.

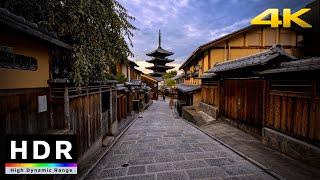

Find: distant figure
<box><xmin>163</xmin><ymin>94</ymin><xmax>166</xmax><ymax>101</ymax></box>
<box><xmin>169</xmin><ymin>95</ymin><xmax>174</xmax><ymax>109</ymax></box>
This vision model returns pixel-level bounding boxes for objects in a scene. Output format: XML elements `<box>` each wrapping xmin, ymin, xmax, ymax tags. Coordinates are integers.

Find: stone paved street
<box><xmin>86</xmin><ymin>100</ymin><xmax>274</xmax><ymax>180</ymax></box>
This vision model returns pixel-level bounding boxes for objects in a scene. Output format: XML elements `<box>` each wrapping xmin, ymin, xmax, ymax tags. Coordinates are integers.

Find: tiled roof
<box><xmin>146</xmin><ymin>47</ymin><xmax>174</xmax><ymax>57</ymax></box>
<box><xmin>0</xmin><ymin>8</ymin><xmax>72</xmax><ymax>49</ymax></box>
<box><xmin>116</xmin><ymin>84</ymin><xmax>127</xmax><ymax>91</ymax></box>
<box><xmin>146</xmin><ymin>64</ymin><xmax>175</xmax><ymax>70</ymax></box>
<box><xmin>176</xmin><ymin>83</ymin><xmax>201</xmax><ymax>93</ymax></box>
<box><xmin>259</xmin><ymin>57</ymin><xmax>320</xmax><ymax>74</ymax></box>
<box><xmin>146</xmin><ymin>57</ymin><xmax>174</xmax><ymax>63</ymax></box>
<box><xmin>201</xmin><ymin>72</ymin><xmax>217</xmax><ymax>79</ymax></box>
<box><xmin>207</xmin><ymin>45</ymin><xmax>296</xmax><ymax>73</ymax></box>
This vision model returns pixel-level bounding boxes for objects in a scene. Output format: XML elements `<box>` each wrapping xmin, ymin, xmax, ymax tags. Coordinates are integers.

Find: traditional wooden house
<box><xmin>179</xmin><ymin>25</ymin><xmax>304</xmax><ymax>108</ymax></box>
<box><xmin>131</xmin><ymin>68</ymin><xmax>143</xmax><ymax>81</ymax></box>
<box><xmin>203</xmin><ymin>46</ymin><xmax>320</xmax><ymax>166</ymax></box>
<box><xmin>258</xmin><ymin>57</ymin><xmax>320</xmax><ymax>165</ymax></box>
<box><xmin>0</xmin><ymin>8</ymin><xmax>120</xmax><ymax>166</ymax></box>
<box><xmin>141</xmin><ymin>73</ymin><xmax>159</xmax><ymax>100</ymax></box>
<box><xmin>116</xmin><ymin>59</ymin><xmax>139</xmax><ymax>81</ymax></box>
<box><xmin>172</xmin><ymin>73</ymin><xmax>185</xmax><ymax>85</ymax></box>
<box><xmin>0</xmin><ymin>8</ymin><xmax>71</xmax><ymax>135</ymax></box>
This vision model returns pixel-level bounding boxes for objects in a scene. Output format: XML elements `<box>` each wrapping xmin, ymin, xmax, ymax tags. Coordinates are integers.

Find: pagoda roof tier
<box><xmin>146</xmin><ymin>30</ymin><xmax>174</xmax><ymax>57</ymax></box>
<box><xmin>149</xmin><ymin>72</ymin><xmax>163</xmax><ymax>77</ymax></box>
<box><xmin>146</xmin><ymin>47</ymin><xmax>174</xmax><ymax>57</ymax></box>
<box><xmin>146</xmin><ymin>57</ymin><xmax>174</xmax><ymax>63</ymax></box>
<box><xmin>146</xmin><ymin>65</ymin><xmax>175</xmax><ymax>70</ymax></box>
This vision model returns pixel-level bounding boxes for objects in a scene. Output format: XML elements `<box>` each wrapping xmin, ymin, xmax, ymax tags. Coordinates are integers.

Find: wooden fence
<box><xmin>266</xmin><ymin>80</ymin><xmax>320</xmax><ymax>142</ymax></box>
<box><xmin>51</xmin><ymin>84</ymin><xmax>112</xmax><ymax>157</ymax></box>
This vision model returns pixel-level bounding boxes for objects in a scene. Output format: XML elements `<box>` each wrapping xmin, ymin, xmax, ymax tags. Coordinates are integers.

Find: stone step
<box><xmin>102</xmin><ymin>136</ymin><xmax>114</xmax><ymax>147</ymax></box>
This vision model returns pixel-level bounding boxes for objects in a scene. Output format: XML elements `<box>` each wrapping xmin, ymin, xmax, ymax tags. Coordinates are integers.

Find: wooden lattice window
<box><xmin>0</xmin><ymin>49</ymin><xmax>37</xmax><ymax>71</ymax></box>
<box><xmin>270</xmin><ymin>80</ymin><xmax>312</xmax><ymax>93</ymax></box>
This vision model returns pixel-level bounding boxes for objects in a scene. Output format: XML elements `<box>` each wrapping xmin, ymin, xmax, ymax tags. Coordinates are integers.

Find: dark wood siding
<box><xmin>0</xmin><ymin>88</ymin><xmax>50</xmax><ymax>135</ymax></box>
<box><xmin>220</xmin><ymin>80</ymin><xmax>264</xmax><ymax>127</ymax></box>
<box><xmin>201</xmin><ymin>85</ymin><xmax>219</xmax><ymax>107</ymax></box>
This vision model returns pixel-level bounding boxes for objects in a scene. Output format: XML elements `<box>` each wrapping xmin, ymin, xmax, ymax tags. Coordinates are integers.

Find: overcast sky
<box><xmin>118</xmin><ymin>0</ymin><xmax>312</xmax><ymax>74</ymax></box>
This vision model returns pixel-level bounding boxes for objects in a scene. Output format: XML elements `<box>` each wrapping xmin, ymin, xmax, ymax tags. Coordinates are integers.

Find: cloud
<box><xmin>119</xmin><ymin>0</ymin><xmax>309</xmax><ymax>74</ymax></box>
<box><xmin>208</xmin><ymin>18</ymin><xmax>251</xmax><ymax>40</ymax></box>
<box><xmin>134</xmin><ymin>60</ymin><xmax>183</xmax><ymax>74</ymax></box>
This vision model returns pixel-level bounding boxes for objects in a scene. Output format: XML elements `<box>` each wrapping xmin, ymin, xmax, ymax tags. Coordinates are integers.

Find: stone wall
<box><xmin>182</xmin><ymin>106</ymin><xmax>206</xmax><ymax>126</ymax></box>
<box><xmin>199</xmin><ymin>102</ymin><xmax>218</xmax><ymax>119</ymax></box>
<box><xmin>262</xmin><ymin>127</ymin><xmax>320</xmax><ymax>168</ymax></box>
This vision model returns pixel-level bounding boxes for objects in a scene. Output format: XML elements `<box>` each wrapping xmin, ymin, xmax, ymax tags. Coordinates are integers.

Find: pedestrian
<box><xmin>163</xmin><ymin>93</ymin><xmax>166</xmax><ymax>101</ymax></box>
<box><xmin>169</xmin><ymin>94</ymin><xmax>174</xmax><ymax>109</ymax></box>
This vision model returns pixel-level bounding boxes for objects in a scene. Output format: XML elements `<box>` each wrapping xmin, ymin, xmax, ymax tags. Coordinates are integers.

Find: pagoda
<box><xmin>146</xmin><ymin>30</ymin><xmax>174</xmax><ymax>81</ymax></box>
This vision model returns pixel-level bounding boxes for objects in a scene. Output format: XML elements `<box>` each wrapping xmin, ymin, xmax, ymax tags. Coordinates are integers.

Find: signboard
<box><xmin>38</xmin><ymin>95</ymin><xmax>47</xmax><ymax>113</ymax></box>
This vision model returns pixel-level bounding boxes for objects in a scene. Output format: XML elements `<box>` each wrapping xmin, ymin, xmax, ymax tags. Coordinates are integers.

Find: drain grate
<box><xmin>121</xmin><ymin>163</ymin><xmax>130</xmax><ymax>167</ymax></box>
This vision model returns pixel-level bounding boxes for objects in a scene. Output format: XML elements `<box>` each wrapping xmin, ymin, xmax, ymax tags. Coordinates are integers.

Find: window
<box><xmin>0</xmin><ymin>49</ymin><xmax>37</xmax><ymax>71</ymax></box>
<box><xmin>270</xmin><ymin>80</ymin><xmax>312</xmax><ymax>93</ymax></box>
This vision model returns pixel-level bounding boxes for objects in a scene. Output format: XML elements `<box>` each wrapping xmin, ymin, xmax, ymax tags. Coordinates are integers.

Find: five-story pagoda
<box><xmin>146</xmin><ymin>30</ymin><xmax>174</xmax><ymax>81</ymax></box>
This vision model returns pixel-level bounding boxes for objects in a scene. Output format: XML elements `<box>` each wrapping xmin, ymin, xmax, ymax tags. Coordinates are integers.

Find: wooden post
<box><xmin>99</xmin><ymin>85</ymin><xmax>102</xmax><ymax>135</ymax></box>
<box><xmin>64</xmin><ymin>86</ymin><xmax>71</xmax><ymax>131</ymax></box>
<box><xmin>109</xmin><ymin>87</ymin><xmax>113</xmax><ymax>133</ymax></box>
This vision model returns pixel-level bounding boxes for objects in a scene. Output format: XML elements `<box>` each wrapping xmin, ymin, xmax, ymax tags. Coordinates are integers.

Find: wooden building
<box><xmin>0</xmin><ymin>8</ymin><xmax>117</xmax><ymax>165</ymax></box>
<box><xmin>203</xmin><ymin>46</ymin><xmax>320</xmax><ymax>165</ymax></box>
<box><xmin>116</xmin><ymin>59</ymin><xmax>139</xmax><ymax>81</ymax></box>
<box><xmin>141</xmin><ymin>73</ymin><xmax>159</xmax><ymax>100</ymax></box>
<box><xmin>179</xmin><ymin>25</ymin><xmax>304</xmax><ymax>107</ymax></box>
<box><xmin>0</xmin><ymin>8</ymin><xmax>72</xmax><ymax>135</ymax></box>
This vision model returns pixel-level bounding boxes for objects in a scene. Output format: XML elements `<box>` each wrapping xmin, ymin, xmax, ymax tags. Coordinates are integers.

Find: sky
<box><xmin>118</xmin><ymin>0</ymin><xmax>312</xmax><ymax>74</ymax></box>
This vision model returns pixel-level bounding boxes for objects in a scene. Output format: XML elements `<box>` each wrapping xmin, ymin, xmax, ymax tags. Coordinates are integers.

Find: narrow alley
<box><xmin>86</xmin><ymin>100</ymin><xmax>274</xmax><ymax>180</ymax></box>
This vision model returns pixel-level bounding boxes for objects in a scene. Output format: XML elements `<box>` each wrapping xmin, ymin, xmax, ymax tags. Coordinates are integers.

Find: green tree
<box><xmin>1</xmin><ymin>0</ymin><xmax>136</xmax><ymax>86</ymax></box>
<box><xmin>163</xmin><ymin>70</ymin><xmax>177</xmax><ymax>79</ymax></box>
<box><xmin>162</xmin><ymin>70</ymin><xmax>177</xmax><ymax>88</ymax></box>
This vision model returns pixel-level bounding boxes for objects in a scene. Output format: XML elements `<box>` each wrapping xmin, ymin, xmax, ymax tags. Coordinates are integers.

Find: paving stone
<box><xmin>157</xmin><ymin>171</ymin><xmax>188</xmax><ymax>180</ymax></box>
<box><xmin>129</xmin><ymin>157</ymin><xmax>155</xmax><ymax>165</ymax></box>
<box><xmin>186</xmin><ymin>167</ymin><xmax>227</xmax><ymax>179</ymax></box>
<box><xmin>127</xmin><ymin>166</ymin><xmax>146</xmax><ymax>175</ymax></box>
<box><xmin>86</xmin><ymin>101</ymin><xmax>273</xmax><ymax>180</ymax></box>
<box><xmin>155</xmin><ymin>153</ymin><xmax>185</xmax><ymax>162</ymax></box>
<box><xmin>224</xmin><ymin>172</ymin><xmax>273</xmax><ymax>180</ymax></box>
<box><xmin>174</xmin><ymin>146</ymin><xmax>203</xmax><ymax>153</ymax></box>
<box><xmin>117</xmin><ymin>174</ymin><xmax>155</xmax><ymax>180</ymax></box>
<box><xmin>205</xmin><ymin>158</ymin><xmax>237</xmax><ymax>167</ymax></box>
<box><xmin>100</xmin><ymin>168</ymin><xmax>127</xmax><ymax>178</ymax></box>
<box><xmin>147</xmin><ymin>163</ymin><xmax>174</xmax><ymax>173</ymax></box>
<box><xmin>138</xmin><ymin>151</ymin><xmax>156</xmax><ymax>158</ymax></box>
<box><xmin>184</xmin><ymin>152</ymin><xmax>217</xmax><ymax>160</ymax></box>
<box><xmin>222</xmin><ymin>164</ymin><xmax>262</xmax><ymax>176</ymax></box>
<box><xmin>173</xmin><ymin>159</ymin><xmax>209</xmax><ymax>170</ymax></box>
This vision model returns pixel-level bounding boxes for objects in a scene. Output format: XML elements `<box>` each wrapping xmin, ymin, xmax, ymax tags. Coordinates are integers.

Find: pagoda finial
<box><xmin>158</xmin><ymin>29</ymin><xmax>161</xmax><ymax>48</ymax></box>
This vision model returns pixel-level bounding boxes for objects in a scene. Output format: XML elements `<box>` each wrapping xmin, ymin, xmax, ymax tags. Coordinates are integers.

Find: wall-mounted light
<box><xmin>195</xmin><ymin>64</ymin><xmax>200</xmax><ymax>71</ymax></box>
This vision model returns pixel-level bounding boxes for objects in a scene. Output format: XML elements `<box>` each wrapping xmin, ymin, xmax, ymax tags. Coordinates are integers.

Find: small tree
<box><xmin>163</xmin><ymin>70</ymin><xmax>177</xmax><ymax>88</ymax></box>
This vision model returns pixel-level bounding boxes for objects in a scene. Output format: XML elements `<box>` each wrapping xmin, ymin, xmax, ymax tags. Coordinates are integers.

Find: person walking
<box><xmin>169</xmin><ymin>94</ymin><xmax>174</xmax><ymax>109</ymax></box>
<box><xmin>162</xmin><ymin>94</ymin><xmax>166</xmax><ymax>101</ymax></box>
